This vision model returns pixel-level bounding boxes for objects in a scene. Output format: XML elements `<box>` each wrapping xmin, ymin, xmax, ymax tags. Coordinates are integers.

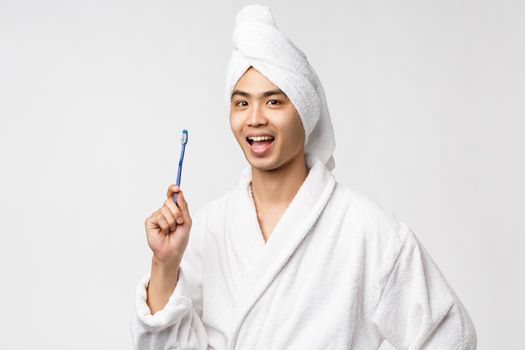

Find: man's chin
<box><xmin>246</xmin><ymin>155</ymin><xmax>280</xmax><ymax>172</ymax></box>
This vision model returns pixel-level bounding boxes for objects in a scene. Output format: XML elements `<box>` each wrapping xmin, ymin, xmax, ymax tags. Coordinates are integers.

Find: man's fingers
<box><xmin>155</xmin><ymin>212</ymin><xmax>170</xmax><ymax>235</ymax></box>
<box><xmin>145</xmin><ymin>209</ymin><xmax>161</xmax><ymax>228</ymax></box>
<box><xmin>164</xmin><ymin>197</ymin><xmax>184</xmax><ymax>224</ymax></box>
<box><xmin>167</xmin><ymin>185</ymin><xmax>188</xmax><ymax>208</ymax></box>
<box><xmin>160</xmin><ymin>206</ymin><xmax>176</xmax><ymax>232</ymax></box>
<box><xmin>175</xmin><ymin>190</ymin><xmax>191</xmax><ymax>223</ymax></box>
<box><xmin>175</xmin><ymin>189</ymin><xmax>188</xmax><ymax>211</ymax></box>
<box><xmin>167</xmin><ymin>184</ymin><xmax>181</xmax><ymax>199</ymax></box>
<box><xmin>165</xmin><ymin>185</ymin><xmax>189</xmax><ymax>219</ymax></box>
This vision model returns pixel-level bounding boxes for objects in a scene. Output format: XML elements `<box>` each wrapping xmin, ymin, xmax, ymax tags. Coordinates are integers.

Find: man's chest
<box><xmin>201</xmin><ymin>221</ymin><xmax>380</xmax><ymax>350</ymax></box>
<box><xmin>255</xmin><ymin>207</ymin><xmax>286</xmax><ymax>242</ymax></box>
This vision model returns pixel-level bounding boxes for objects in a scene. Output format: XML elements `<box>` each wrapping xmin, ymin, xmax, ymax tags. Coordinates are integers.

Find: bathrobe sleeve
<box><xmin>372</xmin><ymin>228</ymin><xmax>477</xmax><ymax>349</ymax></box>
<box><xmin>130</xmin><ymin>205</ymin><xmax>209</xmax><ymax>350</ymax></box>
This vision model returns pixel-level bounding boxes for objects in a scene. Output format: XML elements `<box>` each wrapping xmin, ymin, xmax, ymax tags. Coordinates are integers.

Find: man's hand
<box><xmin>145</xmin><ymin>185</ymin><xmax>192</xmax><ymax>265</ymax></box>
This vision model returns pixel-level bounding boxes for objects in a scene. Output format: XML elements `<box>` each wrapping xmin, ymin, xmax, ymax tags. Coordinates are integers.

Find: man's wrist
<box><xmin>148</xmin><ymin>256</ymin><xmax>180</xmax><ymax>298</ymax></box>
<box><xmin>151</xmin><ymin>256</ymin><xmax>180</xmax><ymax>290</ymax></box>
<box><xmin>152</xmin><ymin>254</ymin><xmax>180</xmax><ymax>267</ymax></box>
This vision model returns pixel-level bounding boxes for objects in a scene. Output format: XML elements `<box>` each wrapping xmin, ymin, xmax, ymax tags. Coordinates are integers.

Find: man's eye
<box><xmin>235</xmin><ymin>101</ymin><xmax>247</xmax><ymax>107</ymax></box>
<box><xmin>267</xmin><ymin>99</ymin><xmax>281</xmax><ymax>105</ymax></box>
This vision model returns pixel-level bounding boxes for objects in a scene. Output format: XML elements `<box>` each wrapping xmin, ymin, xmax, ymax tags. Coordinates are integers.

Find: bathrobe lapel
<box><xmin>226</xmin><ymin>154</ymin><xmax>337</xmax><ymax>348</ymax></box>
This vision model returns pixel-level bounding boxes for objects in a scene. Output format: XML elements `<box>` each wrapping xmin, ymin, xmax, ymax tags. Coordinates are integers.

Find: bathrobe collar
<box><xmin>226</xmin><ymin>153</ymin><xmax>337</xmax><ymax>347</ymax></box>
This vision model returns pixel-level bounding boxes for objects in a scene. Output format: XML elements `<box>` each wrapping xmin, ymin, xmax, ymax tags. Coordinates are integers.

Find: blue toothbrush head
<box><xmin>181</xmin><ymin>129</ymin><xmax>188</xmax><ymax>145</ymax></box>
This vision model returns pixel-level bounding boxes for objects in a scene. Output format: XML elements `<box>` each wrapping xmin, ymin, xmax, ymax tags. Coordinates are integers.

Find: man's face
<box><xmin>229</xmin><ymin>67</ymin><xmax>305</xmax><ymax>171</ymax></box>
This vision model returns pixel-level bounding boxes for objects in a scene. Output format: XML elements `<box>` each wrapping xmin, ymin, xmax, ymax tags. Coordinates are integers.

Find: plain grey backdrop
<box><xmin>1</xmin><ymin>0</ymin><xmax>523</xmax><ymax>349</ymax></box>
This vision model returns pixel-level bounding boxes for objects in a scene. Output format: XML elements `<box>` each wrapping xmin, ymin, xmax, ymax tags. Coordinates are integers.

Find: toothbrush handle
<box><xmin>173</xmin><ymin>144</ymin><xmax>186</xmax><ymax>205</ymax></box>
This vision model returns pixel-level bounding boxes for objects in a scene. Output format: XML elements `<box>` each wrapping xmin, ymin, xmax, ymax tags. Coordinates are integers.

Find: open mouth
<box><xmin>246</xmin><ymin>135</ymin><xmax>275</xmax><ymax>155</ymax></box>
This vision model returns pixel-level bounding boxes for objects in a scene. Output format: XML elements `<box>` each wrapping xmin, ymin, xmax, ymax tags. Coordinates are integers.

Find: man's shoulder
<box><xmin>334</xmin><ymin>181</ymin><xmax>412</xmax><ymax>244</ymax></box>
<box><xmin>332</xmin><ymin>182</ymin><xmax>389</xmax><ymax>221</ymax></box>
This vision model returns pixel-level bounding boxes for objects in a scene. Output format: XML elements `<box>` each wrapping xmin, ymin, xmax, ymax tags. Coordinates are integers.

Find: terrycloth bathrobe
<box><xmin>130</xmin><ymin>154</ymin><xmax>477</xmax><ymax>349</ymax></box>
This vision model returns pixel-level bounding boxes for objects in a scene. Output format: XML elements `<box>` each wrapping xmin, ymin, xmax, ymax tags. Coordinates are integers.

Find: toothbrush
<box><xmin>173</xmin><ymin>129</ymin><xmax>188</xmax><ymax>206</ymax></box>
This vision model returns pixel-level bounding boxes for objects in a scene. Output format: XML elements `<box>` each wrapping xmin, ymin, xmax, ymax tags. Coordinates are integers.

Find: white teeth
<box><xmin>248</xmin><ymin>136</ymin><xmax>274</xmax><ymax>142</ymax></box>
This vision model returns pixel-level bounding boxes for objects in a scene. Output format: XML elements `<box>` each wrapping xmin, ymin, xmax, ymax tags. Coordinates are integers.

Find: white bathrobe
<box><xmin>130</xmin><ymin>154</ymin><xmax>477</xmax><ymax>349</ymax></box>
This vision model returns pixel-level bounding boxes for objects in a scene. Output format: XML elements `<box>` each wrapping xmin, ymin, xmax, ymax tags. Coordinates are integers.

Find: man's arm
<box><xmin>130</xmin><ymin>205</ymin><xmax>209</xmax><ymax>350</ymax></box>
<box><xmin>147</xmin><ymin>256</ymin><xmax>181</xmax><ymax>314</ymax></box>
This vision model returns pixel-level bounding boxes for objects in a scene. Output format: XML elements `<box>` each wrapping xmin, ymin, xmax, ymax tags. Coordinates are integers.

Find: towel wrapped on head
<box><xmin>225</xmin><ymin>4</ymin><xmax>336</xmax><ymax>171</ymax></box>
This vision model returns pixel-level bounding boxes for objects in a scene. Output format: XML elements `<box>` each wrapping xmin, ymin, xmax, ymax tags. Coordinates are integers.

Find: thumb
<box><xmin>175</xmin><ymin>189</ymin><xmax>191</xmax><ymax>221</ymax></box>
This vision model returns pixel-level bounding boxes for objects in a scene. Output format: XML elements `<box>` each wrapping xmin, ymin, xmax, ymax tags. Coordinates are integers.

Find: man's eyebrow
<box><xmin>231</xmin><ymin>88</ymin><xmax>287</xmax><ymax>100</ymax></box>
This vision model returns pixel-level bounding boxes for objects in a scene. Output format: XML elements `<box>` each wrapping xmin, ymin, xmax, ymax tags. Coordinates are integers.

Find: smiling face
<box><xmin>229</xmin><ymin>67</ymin><xmax>305</xmax><ymax>171</ymax></box>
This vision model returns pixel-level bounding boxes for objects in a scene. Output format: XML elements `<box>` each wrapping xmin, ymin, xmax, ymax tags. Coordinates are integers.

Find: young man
<box><xmin>131</xmin><ymin>4</ymin><xmax>477</xmax><ymax>349</ymax></box>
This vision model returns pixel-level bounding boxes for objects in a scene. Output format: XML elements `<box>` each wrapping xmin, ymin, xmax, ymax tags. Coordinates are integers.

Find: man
<box><xmin>130</xmin><ymin>4</ymin><xmax>477</xmax><ymax>349</ymax></box>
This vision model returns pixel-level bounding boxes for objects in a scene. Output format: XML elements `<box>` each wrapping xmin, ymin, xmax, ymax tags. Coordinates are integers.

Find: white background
<box><xmin>1</xmin><ymin>0</ymin><xmax>523</xmax><ymax>349</ymax></box>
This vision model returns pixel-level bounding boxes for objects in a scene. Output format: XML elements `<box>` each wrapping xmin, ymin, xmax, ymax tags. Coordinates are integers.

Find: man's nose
<box><xmin>248</xmin><ymin>103</ymin><xmax>268</xmax><ymax>126</ymax></box>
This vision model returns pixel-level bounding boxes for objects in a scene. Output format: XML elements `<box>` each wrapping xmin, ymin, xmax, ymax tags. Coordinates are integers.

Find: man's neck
<box><xmin>250</xmin><ymin>153</ymin><xmax>309</xmax><ymax>209</ymax></box>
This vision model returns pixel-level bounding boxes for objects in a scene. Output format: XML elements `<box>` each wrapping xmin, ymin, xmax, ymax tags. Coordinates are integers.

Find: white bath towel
<box><xmin>130</xmin><ymin>153</ymin><xmax>477</xmax><ymax>349</ymax></box>
<box><xmin>225</xmin><ymin>4</ymin><xmax>336</xmax><ymax>171</ymax></box>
